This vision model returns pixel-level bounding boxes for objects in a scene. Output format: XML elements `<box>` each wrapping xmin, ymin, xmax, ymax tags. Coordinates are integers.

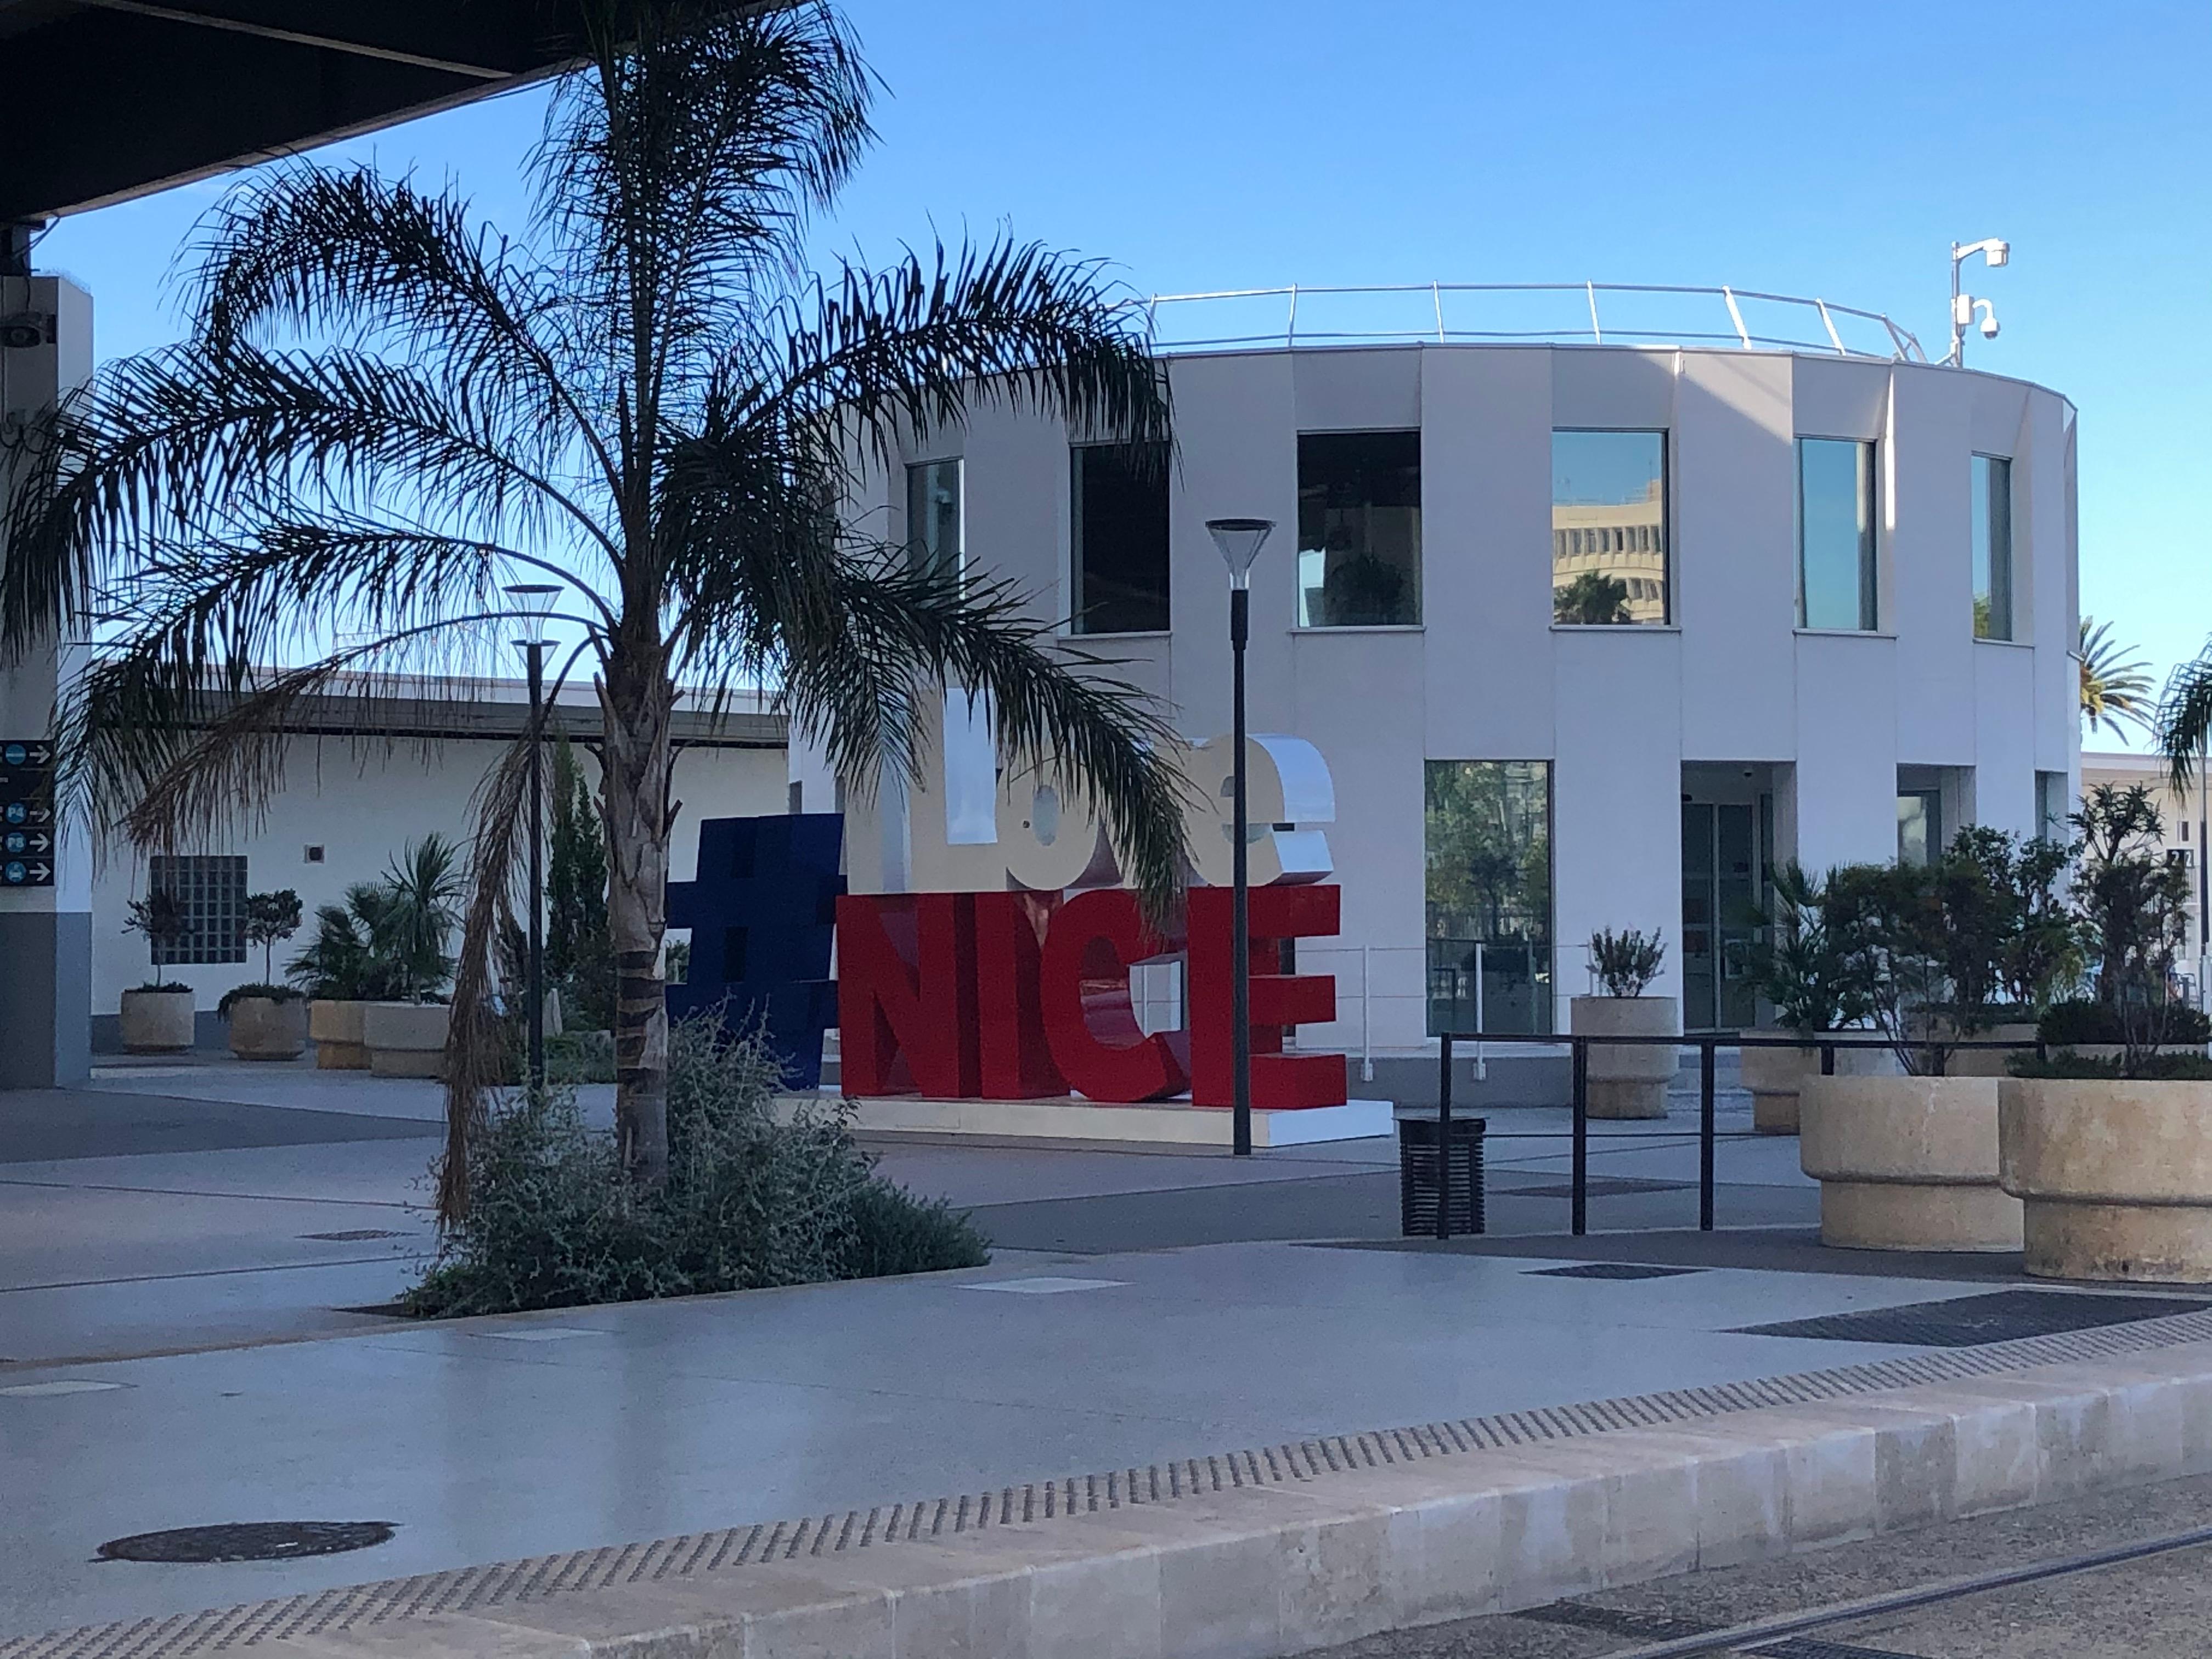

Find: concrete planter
<box><xmin>1570</xmin><ymin>995</ymin><xmax>1678</xmax><ymax>1120</ymax></box>
<box><xmin>1798</xmin><ymin>1074</ymin><xmax>2021</xmax><ymax>1251</ymax></box>
<box><xmin>363</xmin><ymin>1001</ymin><xmax>450</xmax><ymax>1079</ymax></box>
<box><xmin>309</xmin><ymin>999</ymin><xmax>370</xmax><ymax>1070</ymax></box>
<box><xmin>117</xmin><ymin>988</ymin><xmax>195</xmax><ymax>1053</ymax></box>
<box><xmin>2000</xmin><ymin>1079</ymin><xmax>2212</xmax><ymax>1282</ymax></box>
<box><xmin>225</xmin><ymin>995</ymin><xmax>307</xmax><ymax>1060</ymax></box>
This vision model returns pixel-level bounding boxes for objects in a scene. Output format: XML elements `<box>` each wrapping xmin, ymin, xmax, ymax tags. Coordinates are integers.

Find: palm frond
<box><xmin>2080</xmin><ymin>615</ymin><xmax>2153</xmax><ymax>740</ymax></box>
<box><xmin>2158</xmin><ymin>651</ymin><xmax>2212</xmax><ymax>792</ymax></box>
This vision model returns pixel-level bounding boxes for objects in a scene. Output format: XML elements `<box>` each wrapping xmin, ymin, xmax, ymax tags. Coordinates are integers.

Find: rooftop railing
<box><xmin>1143</xmin><ymin>282</ymin><xmax>1932</xmax><ymax>363</ymax></box>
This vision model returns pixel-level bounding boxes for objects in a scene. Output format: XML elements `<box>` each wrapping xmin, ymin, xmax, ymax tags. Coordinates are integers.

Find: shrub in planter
<box><xmin>1741</xmin><ymin>864</ymin><xmax>1874</xmax><ymax>1133</ymax></box>
<box><xmin>1571</xmin><ymin>928</ymin><xmax>1676</xmax><ymax>1120</ymax></box>
<box><xmin>119</xmin><ymin>889</ymin><xmax>195</xmax><ymax>1051</ymax></box>
<box><xmin>405</xmin><ymin>1019</ymin><xmax>989</xmax><ymax>1317</ymax></box>
<box><xmin>2063</xmin><ymin>784</ymin><xmax>2197</xmax><ymax>1075</ymax></box>
<box><xmin>218</xmin><ymin>981</ymin><xmax>307</xmax><ymax>1060</ymax></box>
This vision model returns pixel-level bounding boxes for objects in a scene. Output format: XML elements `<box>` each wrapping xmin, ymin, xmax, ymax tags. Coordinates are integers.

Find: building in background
<box><xmin>811</xmin><ymin>289</ymin><xmax>2080</xmax><ymax>1092</ymax></box>
<box><xmin>88</xmin><ymin>679</ymin><xmax>785</xmax><ymax>1049</ymax></box>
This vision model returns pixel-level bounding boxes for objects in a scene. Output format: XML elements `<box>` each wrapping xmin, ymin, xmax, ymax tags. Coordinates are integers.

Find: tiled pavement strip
<box><xmin>14</xmin><ymin>1310</ymin><xmax>2212</xmax><ymax>1659</ymax></box>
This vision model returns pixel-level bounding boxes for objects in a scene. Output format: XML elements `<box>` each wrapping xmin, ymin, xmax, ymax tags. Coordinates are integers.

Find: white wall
<box><xmin>831</xmin><ymin>343</ymin><xmax>2078</xmax><ymax>1045</ymax></box>
<box><xmin>92</xmin><ymin>732</ymin><xmax>786</xmax><ymax>1014</ymax></box>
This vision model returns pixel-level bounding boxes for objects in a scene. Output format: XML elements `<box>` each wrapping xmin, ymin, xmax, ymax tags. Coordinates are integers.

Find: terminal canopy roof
<box><xmin>0</xmin><ymin>0</ymin><xmax>745</xmax><ymax>222</ymax></box>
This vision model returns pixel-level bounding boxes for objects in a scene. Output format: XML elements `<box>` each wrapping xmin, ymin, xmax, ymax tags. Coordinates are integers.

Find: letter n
<box><xmin>835</xmin><ymin>894</ymin><xmax>979</xmax><ymax>1097</ymax></box>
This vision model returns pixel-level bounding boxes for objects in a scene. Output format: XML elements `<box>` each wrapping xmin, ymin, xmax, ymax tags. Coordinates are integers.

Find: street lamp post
<box><xmin>505</xmin><ymin>583</ymin><xmax>561</xmax><ymax>1096</ymax></box>
<box><xmin>1205</xmin><ymin>518</ymin><xmax>1274</xmax><ymax>1158</ymax></box>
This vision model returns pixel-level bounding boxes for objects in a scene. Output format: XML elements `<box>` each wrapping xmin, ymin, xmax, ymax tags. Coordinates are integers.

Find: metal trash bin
<box><xmin>1397</xmin><ymin>1115</ymin><xmax>1486</xmax><ymax>1237</ymax></box>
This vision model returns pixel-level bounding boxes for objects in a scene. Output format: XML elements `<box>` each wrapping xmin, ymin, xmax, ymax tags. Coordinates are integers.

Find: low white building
<box><xmin>89</xmin><ymin>678</ymin><xmax>787</xmax><ymax>1049</ymax></box>
<box><xmin>820</xmin><ymin>285</ymin><xmax>2081</xmax><ymax>1081</ymax></box>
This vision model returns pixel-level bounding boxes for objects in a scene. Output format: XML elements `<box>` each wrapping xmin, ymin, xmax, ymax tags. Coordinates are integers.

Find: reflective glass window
<box><xmin>1797</xmin><ymin>437</ymin><xmax>1878</xmax><ymax>630</ymax></box>
<box><xmin>1071</xmin><ymin>442</ymin><xmax>1170</xmax><ymax>634</ymax></box>
<box><xmin>1296</xmin><ymin>431</ymin><xmax>1421</xmax><ymax>627</ymax></box>
<box><xmin>906</xmin><ymin>458</ymin><xmax>963</xmax><ymax>590</ymax></box>
<box><xmin>1552</xmin><ymin>430</ymin><xmax>1668</xmax><ymax>624</ymax></box>
<box><xmin>1425</xmin><ymin>760</ymin><xmax>1551</xmax><ymax>1035</ymax></box>
<box><xmin>1972</xmin><ymin>453</ymin><xmax>2013</xmax><ymax>640</ymax></box>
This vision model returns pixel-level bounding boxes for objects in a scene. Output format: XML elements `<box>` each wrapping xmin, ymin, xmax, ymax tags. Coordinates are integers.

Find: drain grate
<box><xmin>1733</xmin><ymin>1289</ymin><xmax>2212</xmax><ymax>1348</ymax></box>
<box><xmin>94</xmin><ymin>1523</ymin><xmax>396</xmax><ymax>1565</ymax></box>
<box><xmin>14</xmin><ymin>1304</ymin><xmax>2212</xmax><ymax>1659</ymax></box>
<box><xmin>1528</xmin><ymin>1262</ymin><xmax>1708</xmax><ymax>1281</ymax></box>
<box><xmin>297</xmin><ymin>1231</ymin><xmax>405</xmax><ymax>1243</ymax></box>
<box><xmin>1751</xmin><ymin>1640</ymin><xmax>1933</xmax><ymax>1659</ymax></box>
<box><xmin>1501</xmin><ymin>1176</ymin><xmax>1696</xmax><ymax>1199</ymax></box>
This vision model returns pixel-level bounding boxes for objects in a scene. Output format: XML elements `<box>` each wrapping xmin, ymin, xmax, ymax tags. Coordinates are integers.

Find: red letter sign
<box><xmin>835</xmin><ymin>893</ymin><xmax>979</xmax><ymax>1097</ymax></box>
<box><xmin>1186</xmin><ymin>884</ymin><xmax>1345</xmax><ymax>1109</ymax></box>
<box><xmin>1037</xmin><ymin>888</ymin><xmax>1189</xmax><ymax>1103</ymax></box>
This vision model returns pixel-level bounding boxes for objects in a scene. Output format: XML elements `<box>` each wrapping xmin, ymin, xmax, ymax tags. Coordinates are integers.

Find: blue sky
<box><xmin>32</xmin><ymin>0</ymin><xmax>2210</xmax><ymax>741</ymax></box>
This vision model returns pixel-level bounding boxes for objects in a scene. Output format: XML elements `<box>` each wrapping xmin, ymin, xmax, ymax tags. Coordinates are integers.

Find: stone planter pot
<box><xmin>363</xmin><ymin>1001</ymin><xmax>450</xmax><ymax>1079</ymax></box>
<box><xmin>1741</xmin><ymin>1032</ymin><xmax>1895</xmax><ymax>1133</ymax></box>
<box><xmin>2000</xmin><ymin>1079</ymin><xmax>2212</xmax><ymax>1282</ymax></box>
<box><xmin>1570</xmin><ymin>995</ymin><xmax>1678</xmax><ymax>1120</ymax></box>
<box><xmin>309</xmin><ymin>999</ymin><xmax>370</xmax><ymax>1070</ymax></box>
<box><xmin>1799</xmin><ymin>1074</ymin><xmax>2021</xmax><ymax>1251</ymax></box>
<box><xmin>117</xmin><ymin>988</ymin><xmax>196</xmax><ymax>1053</ymax></box>
<box><xmin>226</xmin><ymin>995</ymin><xmax>307</xmax><ymax>1060</ymax></box>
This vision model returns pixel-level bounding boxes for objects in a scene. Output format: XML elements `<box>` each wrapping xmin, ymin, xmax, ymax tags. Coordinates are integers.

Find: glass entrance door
<box><xmin>1681</xmin><ymin>802</ymin><xmax>1758</xmax><ymax>1031</ymax></box>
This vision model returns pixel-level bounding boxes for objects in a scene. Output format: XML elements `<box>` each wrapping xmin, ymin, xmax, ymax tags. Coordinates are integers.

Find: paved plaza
<box><xmin>7</xmin><ymin>1056</ymin><xmax>2204</xmax><ymax>1652</ymax></box>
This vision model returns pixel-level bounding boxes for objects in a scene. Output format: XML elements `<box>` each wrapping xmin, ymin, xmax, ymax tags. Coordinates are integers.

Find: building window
<box><xmin>1797</xmin><ymin>437</ymin><xmax>1878</xmax><ymax>630</ymax></box>
<box><xmin>147</xmin><ymin>855</ymin><xmax>249</xmax><ymax>965</ymax></box>
<box><xmin>1552</xmin><ymin>430</ymin><xmax>1668</xmax><ymax>624</ymax></box>
<box><xmin>2036</xmin><ymin>771</ymin><xmax>2069</xmax><ymax>844</ymax></box>
<box><xmin>905</xmin><ymin>458</ymin><xmax>963</xmax><ymax>590</ymax></box>
<box><xmin>1896</xmin><ymin>790</ymin><xmax>1943</xmax><ymax>867</ymax></box>
<box><xmin>1972</xmin><ymin>453</ymin><xmax>2013</xmax><ymax>641</ymax></box>
<box><xmin>1296</xmin><ymin>431</ymin><xmax>1421</xmax><ymax>627</ymax></box>
<box><xmin>1071</xmin><ymin>442</ymin><xmax>1170</xmax><ymax>634</ymax></box>
<box><xmin>1425</xmin><ymin>760</ymin><xmax>1551</xmax><ymax>1035</ymax></box>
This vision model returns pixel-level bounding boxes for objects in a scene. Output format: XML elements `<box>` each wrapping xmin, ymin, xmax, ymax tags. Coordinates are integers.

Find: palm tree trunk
<box><xmin>600</xmin><ymin>658</ymin><xmax>675</xmax><ymax>1188</ymax></box>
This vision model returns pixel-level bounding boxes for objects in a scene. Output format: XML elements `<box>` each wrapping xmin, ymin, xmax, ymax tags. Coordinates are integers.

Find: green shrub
<box><xmin>2039</xmin><ymin>996</ymin><xmax>2209</xmax><ymax>1049</ymax></box>
<box><xmin>216</xmin><ymin>981</ymin><xmax>303</xmax><ymax>1017</ymax></box>
<box><xmin>2010</xmin><ymin>1050</ymin><xmax>2212</xmax><ymax>1081</ymax></box>
<box><xmin>404</xmin><ymin>1019</ymin><xmax>987</xmax><ymax>1317</ymax></box>
<box><xmin>1588</xmin><ymin>927</ymin><xmax>1664</xmax><ymax>998</ymax></box>
<box><xmin>546</xmin><ymin>1028</ymin><xmax>616</xmax><ymax>1084</ymax></box>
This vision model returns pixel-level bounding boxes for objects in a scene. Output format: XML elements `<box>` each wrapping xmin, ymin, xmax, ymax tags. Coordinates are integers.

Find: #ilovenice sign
<box><xmin>675</xmin><ymin>728</ymin><xmax>1348</xmax><ymax>1110</ymax></box>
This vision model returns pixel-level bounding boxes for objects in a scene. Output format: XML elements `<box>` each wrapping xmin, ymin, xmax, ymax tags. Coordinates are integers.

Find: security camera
<box><xmin>1980</xmin><ymin>310</ymin><xmax>2001</xmax><ymax>340</ymax></box>
<box><xmin>0</xmin><ymin>314</ymin><xmax>50</xmax><ymax>349</ymax></box>
<box><xmin>1985</xmin><ymin>240</ymin><xmax>2010</xmax><ymax>267</ymax></box>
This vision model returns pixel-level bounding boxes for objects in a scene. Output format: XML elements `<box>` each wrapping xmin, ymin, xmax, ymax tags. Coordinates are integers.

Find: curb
<box><xmin>15</xmin><ymin>1336</ymin><xmax>2212</xmax><ymax>1659</ymax></box>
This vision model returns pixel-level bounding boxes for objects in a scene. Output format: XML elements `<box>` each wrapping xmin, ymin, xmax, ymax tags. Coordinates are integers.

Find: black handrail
<box><xmin>1428</xmin><ymin>1029</ymin><xmax>2049</xmax><ymax>1240</ymax></box>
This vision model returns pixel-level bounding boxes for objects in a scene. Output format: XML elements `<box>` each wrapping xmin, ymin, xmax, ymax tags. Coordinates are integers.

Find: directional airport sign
<box><xmin>1</xmin><ymin>738</ymin><xmax>55</xmax><ymax>886</ymax></box>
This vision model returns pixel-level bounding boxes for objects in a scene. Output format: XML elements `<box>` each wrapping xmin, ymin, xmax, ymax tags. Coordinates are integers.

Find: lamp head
<box><xmin>1205</xmin><ymin>517</ymin><xmax>1274</xmax><ymax>589</ymax></box>
<box><xmin>503</xmin><ymin>582</ymin><xmax>561</xmax><ymax>648</ymax></box>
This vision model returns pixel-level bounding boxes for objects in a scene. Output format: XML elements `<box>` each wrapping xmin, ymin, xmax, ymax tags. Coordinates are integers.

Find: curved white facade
<box><xmin>823</xmin><ymin>342</ymin><xmax>2079</xmax><ymax>1051</ymax></box>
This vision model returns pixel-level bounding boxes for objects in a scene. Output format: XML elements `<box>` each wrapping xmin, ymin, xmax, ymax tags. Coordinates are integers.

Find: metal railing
<box><xmin>1145</xmin><ymin>283</ymin><xmax>1931</xmax><ymax>363</ymax></box>
<box><xmin>1424</xmin><ymin>1030</ymin><xmax>2047</xmax><ymax>1243</ymax></box>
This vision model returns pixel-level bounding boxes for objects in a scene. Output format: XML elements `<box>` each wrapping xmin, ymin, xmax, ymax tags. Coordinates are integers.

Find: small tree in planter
<box><xmin>1741</xmin><ymin>864</ymin><xmax>1871</xmax><ymax>1133</ymax></box>
<box><xmin>2067</xmin><ymin>784</ymin><xmax>2194</xmax><ymax>1076</ymax></box>
<box><xmin>223</xmin><ymin>889</ymin><xmax>307</xmax><ymax>1058</ymax></box>
<box><xmin>119</xmin><ymin>887</ymin><xmax>195</xmax><ymax>1051</ymax></box>
<box><xmin>1571</xmin><ymin>927</ymin><xmax>1676</xmax><ymax>1120</ymax></box>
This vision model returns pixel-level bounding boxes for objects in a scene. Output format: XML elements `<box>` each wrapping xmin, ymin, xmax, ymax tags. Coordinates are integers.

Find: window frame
<box><xmin>1971</xmin><ymin>451</ymin><xmax>2015</xmax><ymax>642</ymax></box>
<box><xmin>1069</xmin><ymin>439</ymin><xmax>1173</xmax><ymax>637</ymax></box>
<box><xmin>1294</xmin><ymin>428</ymin><xmax>1425</xmax><ymax>630</ymax></box>
<box><xmin>904</xmin><ymin>456</ymin><xmax>965</xmax><ymax>593</ymax></box>
<box><xmin>146</xmin><ymin>854</ymin><xmax>249</xmax><ymax>966</ymax></box>
<box><xmin>1795</xmin><ymin>435</ymin><xmax>1880</xmax><ymax>633</ymax></box>
<box><xmin>1550</xmin><ymin>427</ymin><xmax>1673</xmax><ymax>627</ymax></box>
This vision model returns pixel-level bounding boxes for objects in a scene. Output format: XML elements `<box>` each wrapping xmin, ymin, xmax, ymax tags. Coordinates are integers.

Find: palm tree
<box><xmin>2158</xmin><ymin>639</ymin><xmax>2212</xmax><ymax>794</ymax></box>
<box><xmin>2080</xmin><ymin>616</ymin><xmax>2153</xmax><ymax>740</ymax></box>
<box><xmin>0</xmin><ymin>0</ymin><xmax>1186</xmax><ymax>1217</ymax></box>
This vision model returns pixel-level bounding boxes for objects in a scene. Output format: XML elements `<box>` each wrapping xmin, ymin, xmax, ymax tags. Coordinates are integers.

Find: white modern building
<box><xmin>825</xmin><ymin>285</ymin><xmax>2081</xmax><ymax>1071</ymax></box>
<box><xmin>84</xmin><ymin>680</ymin><xmax>787</xmax><ymax>1049</ymax></box>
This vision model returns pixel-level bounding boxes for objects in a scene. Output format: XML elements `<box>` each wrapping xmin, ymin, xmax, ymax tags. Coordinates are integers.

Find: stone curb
<box><xmin>21</xmin><ymin>1340</ymin><xmax>2212</xmax><ymax>1659</ymax></box>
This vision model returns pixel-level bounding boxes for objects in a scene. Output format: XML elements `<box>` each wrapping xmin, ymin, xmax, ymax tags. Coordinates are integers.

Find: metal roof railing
<box><xmin>1143</xmin><ymin>282</ymin><xmax>1931</xmax><ymax>363</ymax></box>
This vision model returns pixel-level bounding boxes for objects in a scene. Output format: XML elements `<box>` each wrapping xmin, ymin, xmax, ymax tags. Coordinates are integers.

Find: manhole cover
<box><xmin>1733</xmin><ymin>1289</ymin><xmax>2212</xmax><ymax>1348</ymax></box>
<box><xmin>299</xmin><ymin>1229</ymin><xmax>406</xmax><ymax>1242</ymax></box>
<box><xmin>95</xmin><ymin>1522</ymin><xmax>397</xmax><ymax>1563</ymax></box>
<box><xmin>1527</xmin><ymin>1262</ymin><xmax>1707</xmax><ymax>1280</ymax></box>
